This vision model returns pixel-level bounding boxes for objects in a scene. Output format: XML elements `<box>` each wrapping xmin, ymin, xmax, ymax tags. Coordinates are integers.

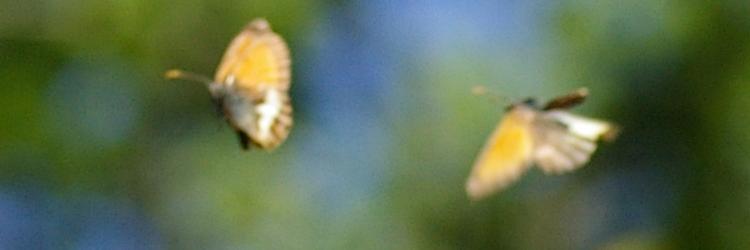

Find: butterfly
<box><xmin>165</xmin><ymin>18</ymin><xmax>292</xmax><ymax>150</ymax></box>
<box><xmin>466</xmin><ymin>88</ymin><xmax>618</xmax><ymax>200</ymax></box>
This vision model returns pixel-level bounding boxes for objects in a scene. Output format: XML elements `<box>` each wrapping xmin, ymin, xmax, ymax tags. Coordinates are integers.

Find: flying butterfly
<box><xmin>466</xmin><ymin>88</ymin><xmax>618</xmax><ymax>200</ymax></box>
<box><xmin>165</xmin><ymin>18</ymin><xmax>292</xmax><ymax>150</ymax></box>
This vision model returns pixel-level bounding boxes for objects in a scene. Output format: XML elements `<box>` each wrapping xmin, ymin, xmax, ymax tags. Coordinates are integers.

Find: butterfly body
<box><xmin>466</xmin><ymin>88</ymin><xmax>617</xmax><ymax>200</ymax></box>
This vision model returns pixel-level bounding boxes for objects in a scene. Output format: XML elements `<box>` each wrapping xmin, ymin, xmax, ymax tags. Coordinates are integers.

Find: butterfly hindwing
<box><xmin>532</xmin><ymin>112</ymin><xmax>594</xmax><ymax>174</ymax></box>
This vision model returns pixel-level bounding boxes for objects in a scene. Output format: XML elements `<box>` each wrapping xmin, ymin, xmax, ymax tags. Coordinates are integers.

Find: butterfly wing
<box><xmin>532</xmin><ymin>110</ymin><xmax>616</xmax><ymax>174</ymax></box>
<box><xmin>466</xmin><ymin>106</ymin><xmax>537</xmax><ymax>200</ymax></box>
<box><xmin>213</xmin><ymin>19</ymin><xmax>293</xmax><ymax>149</ymax></box>
<box><xmin>214</xmin><ymin>19</ymin><xmax>291</xmax><ymax>91</ymax></box>
<box><xmin>542</xmin><ymin>88</ymin><xmax>588</xmax><ymax>110</ymax></box>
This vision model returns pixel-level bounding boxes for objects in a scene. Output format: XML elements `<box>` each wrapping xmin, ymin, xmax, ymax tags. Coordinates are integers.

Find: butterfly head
<box><xmin>247</xmin><ymin>18</ymin><xmax>271</xmax><ymax>32</ymax></box>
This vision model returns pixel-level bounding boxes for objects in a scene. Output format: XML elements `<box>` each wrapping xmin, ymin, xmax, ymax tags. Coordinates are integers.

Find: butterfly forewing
<box><xmin>542</xmin><ymin>88</ymin><xmax>588</xmax><ymax>110</ymax></box>
<box><xmin>214</xmin><ymin>19</ymin><xmax>291</xmax><ymax>91</ymax></box>
<box><xmin>466</xmin><ymin>105</ymin><xmax>536</xmax><ymax>200</ymax></box>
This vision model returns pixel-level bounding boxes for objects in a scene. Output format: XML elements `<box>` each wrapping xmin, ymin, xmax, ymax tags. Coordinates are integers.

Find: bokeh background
<box><xmin>2</xmin><ymin>0</ymin><xmax>750</xmax><ymax>249</ymax></box>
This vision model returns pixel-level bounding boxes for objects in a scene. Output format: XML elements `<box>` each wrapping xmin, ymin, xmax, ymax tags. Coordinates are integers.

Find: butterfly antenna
<box><xmin>164</xmin><ymin>69</ymin><xmax>213</xmax><ymax>87</ymax></box>
<box><xmin>471</xmin><ymin>85</ymin><xmax>512</xmax><ymax>106</ymax></box>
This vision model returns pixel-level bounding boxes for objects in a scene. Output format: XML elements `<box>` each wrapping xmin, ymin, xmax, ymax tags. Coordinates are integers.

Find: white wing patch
<box><xmin>254</xmin><ymin>89</ymin><xmax>284</xmax><ymax>142</ymax></box>
<box><xmin>546</xmin><ymin>111</ymin><xmax>613</xmax><ymax>140</ymax></box>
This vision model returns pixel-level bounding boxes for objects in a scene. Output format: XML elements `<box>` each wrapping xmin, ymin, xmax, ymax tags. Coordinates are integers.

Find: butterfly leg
<box><xmin>236</xmin><ymin>130</ymin><xmax>251</xmax><ymax>150</ymax></box>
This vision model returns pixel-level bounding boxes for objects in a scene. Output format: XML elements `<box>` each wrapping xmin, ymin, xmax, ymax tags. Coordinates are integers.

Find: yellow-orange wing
<box><xmin>466</xmin><ymin>105</ymin><xmax>537</xmax><ymax>200</ymax></box>
<box><xmin>214</xmin><ymin>18</ymin><xmax>291</xmax><ymax>92</ymax></box>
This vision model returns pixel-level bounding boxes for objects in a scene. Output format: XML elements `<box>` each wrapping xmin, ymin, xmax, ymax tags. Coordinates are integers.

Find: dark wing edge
<box><xmin>542</xmin><ymin>88</ymin><xmax>589</xmax><ymax>111</ymax></box>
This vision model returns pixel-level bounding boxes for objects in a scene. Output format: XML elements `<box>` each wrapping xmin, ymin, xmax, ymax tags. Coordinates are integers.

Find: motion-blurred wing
<box><xmin>214</xmin><ymin>18</ymin><xmax>291</xmax><ymax>92</ymax></box>
<box><xmin>466</xmin><ymin>107</ymin><xmax>536</xmax><ymax>200</ymax></box>
<box><xmin>532</xmin><ymin>111</ymin><xmax>616</xmax><ymax>174</ymax></box>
